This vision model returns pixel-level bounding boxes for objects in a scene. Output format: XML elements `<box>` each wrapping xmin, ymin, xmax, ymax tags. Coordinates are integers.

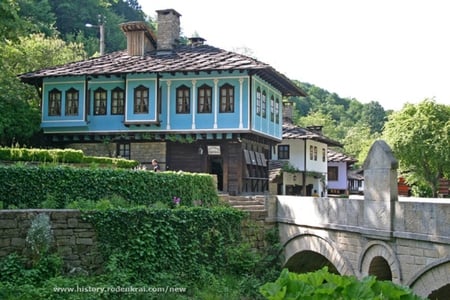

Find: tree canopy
<box><xmin>383</xmin><ymin>99</ymin><xmax>450</xmax><ymax>197</ymax></box>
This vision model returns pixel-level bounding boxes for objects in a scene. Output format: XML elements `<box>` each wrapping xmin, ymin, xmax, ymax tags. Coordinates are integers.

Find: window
<box><xmin>117</xmin><ymin>143</ymin><xmax>130</xmax><ymax>159</ymax></box>
<box><xmin>314</xmin><ymin>146</ymin><xmax>318</xmax><ymax>161</ymax></box>
<box><xmin>270</xmin><ymin>96</ymin><xmax>275</xmax><ymax>122</ymax></box>
<box><xmin>176</xmin><ymin>85</ymin><xmax>190</xmax><ymax>113</ymax></box>
<box><xmin>219</xmin><ymin>83</ymin><xmax>234</xmax><ymax>113</ymax></box>
<box><xmin>275</xmin><ymin>98</ymin><xmax>280</xmax><ymax>123</ymax></box>
<box><xmin>322</xmin><ymin>148</ymin><xmax>326</xmax><ymax>162</ymax></box>
<box><xmin>328</xmin><ymin>166</ymin><xmax>338</xmax><ymax>181</ymax></box>
<box><xmin>134</xmin><ymin>85</ymin><xmax>149</xmax><ymax>114</ymax></box>
<box><xmin>94</xmin><ymin>88</ymin><xmax>107</xmax><ymax>115</ymax></box>
<box><xmin>48</xmin><ymin>88</ymin><xmax>61</xmax><ymax>116</ymax></box>
<box><xmin>261</xmin><ymin>91</ymin><xmax>266</xmax><ymax>118</ymax></box>
<box><xmin>278</xmin><ymin>145</ymin><xmax>290</xmax><ymax>159</ymax></box>
<box><xmin>111</xmin><ymin>87</ymin><xmax>125</xmax><ymax>115</ymax></box>
<box><xmin>256</xmin><ymin>87</ymin><xmax>261</xmax><ymax>116</ymax></box>
<box><xmin>197</xmin><ymin>84</ymin><xmax>211</xmax><ymax>113</ymax></box>
<box><xmin>65</xmin><ymin>88</ymin><xmax>79</xmax><ymax>116</ymax></box>
<box><xmin>310</xmin><ymin>145</ymin><xmax>314</xmax><ymax>160</ymax></box>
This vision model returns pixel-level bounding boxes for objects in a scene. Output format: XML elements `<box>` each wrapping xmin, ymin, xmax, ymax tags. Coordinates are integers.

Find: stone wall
<box><xmin>241</xmin><ymin>210</ymin><xmax>275</xmax><ymax>251</ymax></box>
<box><xmin>0</xmin><ymin>205</ymin><xmax>271</xmax><ymax>274</ymax></box>
<box><xmin>0</xmin><ymin>209</ymin><xmax>102</xmax><ymax>274</ymax></box>
<box><xmin>67</xmin><ymin>141</ymin><xmax>167</xmax><ymax>169</ymax></box>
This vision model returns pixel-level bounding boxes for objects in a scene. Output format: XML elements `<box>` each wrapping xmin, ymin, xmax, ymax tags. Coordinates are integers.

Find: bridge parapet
<box><xmin>276</xmin><ymin>140</ymin><xmax>450</xmax><ymax>298</ymax></box>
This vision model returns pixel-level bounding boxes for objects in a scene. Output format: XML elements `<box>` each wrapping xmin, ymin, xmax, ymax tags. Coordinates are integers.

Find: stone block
<box><xmin>76</xmin><ymin>238</ymin><xmax>94</xmax><ymax>245</ymax></box>
<box><xmin>0</xmin><ymin>219</ymin><xmax>17</xmax><ymax>229</ymax></box>
<box><xmin>67</xmin><ymin>218</ymin><xmax>78</xmax><ymax>228</ymax></box>
<box><xmin>10</xmin><ymin>238</ymin><xmax>25</xmax><ymax>247</ymax></box>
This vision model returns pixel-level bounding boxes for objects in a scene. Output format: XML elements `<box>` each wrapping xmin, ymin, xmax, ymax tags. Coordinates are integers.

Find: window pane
<box><xmin>65</xmin><ymin>88</ymin><xmax>79</xmax><ymax>116</ymax></box>
<box><xmin>134</xmin><ymin>86</ymin><xmax>149</xmax><ymax>114</ymax></box>
<box><xmin>176</xmin><ymin>85</ymin><xmax>190</xmax><ymax>113</ymax></box>
<box><xmin>49</xmin><ymin>89</ymin><xmax>61</xmax><ymax>116</ymax></box>
<box><xmin>94</xmin><ymin>88</ymin><xmax>107</xmax><ymax>115</ymax></box>
<box><xmin>112</xmin><ymin>88</ymin><xmax>124</xmax><ymax>115</ymax></box>
<box><xmin>198</xmin><ymin>85</ymin><xmax>212</xmax><ymax>113</ymax></box>
<box><xmin>220</xmin><ymin>84</ymin><xmax>234</xmax><ymax>113</ymax></box>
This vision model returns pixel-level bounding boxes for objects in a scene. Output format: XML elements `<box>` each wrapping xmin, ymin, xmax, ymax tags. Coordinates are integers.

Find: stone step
<box><xmin>227</xmin><ymin>200</ymin><xmax>263</xmax><ymax>206</ymax></box>
<box><xmin>231</xmin><ymin>205</ymin><xmax>266</xmax><ymax>211</ymax></box>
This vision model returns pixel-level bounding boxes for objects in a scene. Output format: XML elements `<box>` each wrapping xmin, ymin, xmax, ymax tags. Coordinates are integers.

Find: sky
<box><xmin>139</xmin><ymin>0</ymin><xmax>450</xmax><ymax>111</ymax></box>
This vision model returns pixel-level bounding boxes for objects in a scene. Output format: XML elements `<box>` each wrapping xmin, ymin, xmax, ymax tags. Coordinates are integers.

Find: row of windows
<box><xmin>48</xmin><ymin>83</ymin><xmax>236</xmax><ymax>116</ymax></box>
<box><xmin>256</xmin><ymin>88</ymin><xmax>280</xmax><ymax>124</ymax></box>
<box><xmin>277</xmin><ymin>145</ymin><xmax>326</xmax><ymax>162</ymax></box>
<box><xmin>310</xmin><ymin>145</ymin><xmax>326</xmax><ymax>162</ymax></box>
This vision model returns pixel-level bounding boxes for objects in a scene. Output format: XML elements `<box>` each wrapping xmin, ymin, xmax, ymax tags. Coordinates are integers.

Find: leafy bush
<box><xmin>25</xmin><ymin>213</ymin><xmax>53</xmax><ymax>265</ymax></box>
<box><xmin>0</xmin><ymin>253</ymin><xmax>62</xmax><ymax>286</ymax></box>
<box><xmin>82</xmin><ymin>207</ymin><xmax>246</xmax><ymax>284</ymax></box>
<box><xmin>0</xmin><ymin>165</ymin><xmax>219</xmax><ymax>208</ymax></box>
<box><xmin>260</xmin><ymin>267</ymin><xmax>426</xmax><ymax>300</ymax></box>
<box><xmin>0</xmin><ymin>146</ymin><xmax>138</xmax><ymax>168</ymax></box>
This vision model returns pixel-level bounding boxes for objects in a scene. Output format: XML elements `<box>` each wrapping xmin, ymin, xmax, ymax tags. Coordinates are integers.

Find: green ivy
<box><xmin>82</xmin><ymin>207</ymin><xmax>246</xmax><ymax>284</ymax></box>
<box><xmin>0</xmin><ymin>166</ymin><xmax>219</xmax><ymax>208</ymax></box>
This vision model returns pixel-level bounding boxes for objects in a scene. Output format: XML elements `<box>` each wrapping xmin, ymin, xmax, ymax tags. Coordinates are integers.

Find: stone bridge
<box><xmin>269</xmin><ymin>141</ymin><xmax>450</xmax><ymax>299</ymax></box>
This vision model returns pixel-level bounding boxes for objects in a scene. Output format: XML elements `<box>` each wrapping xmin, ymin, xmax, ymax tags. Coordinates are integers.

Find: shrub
<box><xmin>82</xmin><ymin>207</ymin><xmax>246</xmax><ymax>284</ymax></box>
<box><xmin>0</xmin><ymin>165</ymin><xmax>219</xmax><ymax>208</ymax></box>
<box><xmin>260</xmin><ymin>267</ymin><xmax>426</xmax><ymax>300</ymax></box>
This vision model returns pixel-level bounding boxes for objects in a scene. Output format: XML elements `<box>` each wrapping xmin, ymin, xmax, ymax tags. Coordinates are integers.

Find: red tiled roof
<box><xmin>19</xmin><ymin>44</ymin><xmax>306</xmax><ymax>97</ymax></box>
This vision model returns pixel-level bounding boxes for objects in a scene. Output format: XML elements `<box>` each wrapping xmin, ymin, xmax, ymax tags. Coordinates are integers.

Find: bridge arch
<box><xmin>408</xmin><ymin>258</ymin><xmax>450</xmax><ymax>299</ymax></box>
<box><xmin>283</xmin><ymin>233</ymin><xmax>355</xmax><ymax>276</ymax></box>
<box><xmin>359</xmin><ymin>241</ymin><xmax>402</xmax><ymax>284</ymax></box>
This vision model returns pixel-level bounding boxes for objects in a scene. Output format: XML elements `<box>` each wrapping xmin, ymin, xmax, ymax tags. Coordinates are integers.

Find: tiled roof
<box><xmin>19</xmin><ymin>44</ymin><xmax>306</xmax><ymax>97</ymax></box>
<box><xmin>327</xmin><ymin>148</ymin><xmax>357</xmax><ymax>163</ymax></box>
<box><xmin>282</xmin><ymin>122</ymin><xmax>342</xmax><ymax>147</ymax></box>
<box><xmin>268</xmin><ymin>160</ymin><xmax>285</xmax><ymax>182</ymax></box>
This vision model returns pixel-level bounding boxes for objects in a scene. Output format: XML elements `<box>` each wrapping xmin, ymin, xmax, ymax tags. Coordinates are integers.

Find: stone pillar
<box><xmin>362</xmin><ymin>140</ymin><xmax>398</xmax><ymax>239</ymax></box>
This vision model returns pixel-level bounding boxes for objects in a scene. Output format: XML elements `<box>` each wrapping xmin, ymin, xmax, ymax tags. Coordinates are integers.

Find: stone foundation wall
<box><xmin>66</xmin><ymin>141</ymin><xmax>167</xmax><ymax>169</ymax></box>
<box><xmin>67</xmin><ymin>142</ymin><xmax>115</xmax><ymax>158</ymax></box>
<box><xmin>0</xmin><ymin>205</ymin><xmax>271</xmax><ymax>274</ymax></box>
<box><xmin>241</xmin><ymin>211</ymin><xmax>275</xmax><ymax>251</ymax></box>
<box><xmin>0</xmin><ymin>209</ymin><xmax>102</xmax><ymax>274</ymax></box>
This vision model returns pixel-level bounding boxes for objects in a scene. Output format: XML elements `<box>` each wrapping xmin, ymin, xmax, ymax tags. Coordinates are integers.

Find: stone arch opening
<box><xmin>359</xmin><ymin>241</ymin><xmax>401</xmax><ymax>283</ymax></box>
<box><xmin>368</xmin><ymin>256</ymin><xmax>392</xmax><ymax>281</ymax></box>
<box><xmin>284</xmin><ymin>250</ymin><xmax>339</xmax><ymax>274</ymax></box>
<box><xmin>428</xmin><ymin>283</ymin><xmax>450</xmax><ymax>300</ymax></box>
<box><xmin>283</xmin><ymin>234</ymin><xmax>354</xmax><ymax>276</ymax></box>
<box><xmin>408</xmin><ymin>259</ymin><xmax>450</xmax><ymax>299</ymax></box>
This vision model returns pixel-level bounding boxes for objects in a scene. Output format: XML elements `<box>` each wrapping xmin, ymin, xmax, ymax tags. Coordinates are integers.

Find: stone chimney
<box><xmin>306</xmin><ymin>125</ymin><xmax>323</xmax><ymax>134</ymax></box>
<box><xmin>282</xmin><ymin>101</ymin><xmax>295</xmax><ymax>123</ymax></box>
<box><xmin>156</xmin><ymin>9</ymin><xmax>181</xmax><ymax>52</ymax></box>
<box><xmin>120</xmin><ymin>21</ymin><xmax>156</xmax><ymax>56</ymax></box>
<box><xmin>188</xmin><ymin>37</ymin><xmax>206</xmax><ymax>47</ymax></box>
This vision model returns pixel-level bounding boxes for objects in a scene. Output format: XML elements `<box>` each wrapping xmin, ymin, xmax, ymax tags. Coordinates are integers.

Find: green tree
<box><xmin>361</xmin><ymin>101</ymin><xmax>387</xmax><ymax>133</ymax></box>
<box><xmin>343</xmin><ymin>123</ymin><xmax>380</xmax><ymax>166</ymax></box>
<box><xmin>17</xmin><ymin>0</ymin><xmax>58</xmax><ymax>36</ymax></box>
<box><xmin>0</xmin><ymin>34</ymin><xmax>86</xmax><ymax>146</ymax></box>
<box><xmin>383</xmin><ymin>99</ymin><xmax>450</xmax><ymax>197</ymax></box>
<box><xmin>0</xmin><ymin>0</ymin><xmax>29</xmax><ymax>41</ymax></box>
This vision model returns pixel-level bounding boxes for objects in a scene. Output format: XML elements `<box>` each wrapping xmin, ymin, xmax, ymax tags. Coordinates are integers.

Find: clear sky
<box><xmin>139</xmin><ymin>0</ymin><xmax>450</xmax><ymax>111</ymax></box>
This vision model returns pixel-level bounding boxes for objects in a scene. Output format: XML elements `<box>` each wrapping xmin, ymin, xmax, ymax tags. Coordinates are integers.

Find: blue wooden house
<box><xmin>20</xmin><ymin>9</ymin><xmax>305</xmax><ymax>195</ymax></box>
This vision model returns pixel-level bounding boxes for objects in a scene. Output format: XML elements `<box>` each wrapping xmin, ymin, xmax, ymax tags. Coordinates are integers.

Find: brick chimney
<box><xmin>156</xmin><ymin>9</ymin><xmax>181</xmax><ymax>52</ymax></box>
<box><xmin>120</xmin><ymin>21</ymin><xmax>156</xmax><ymax>56</ymax></box>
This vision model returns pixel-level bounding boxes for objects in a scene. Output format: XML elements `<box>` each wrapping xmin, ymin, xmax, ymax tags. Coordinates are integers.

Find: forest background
<box><xmin>2</xmin><ymin>0</ymin><xmax>446</xmax><ymax>185</ymax></box>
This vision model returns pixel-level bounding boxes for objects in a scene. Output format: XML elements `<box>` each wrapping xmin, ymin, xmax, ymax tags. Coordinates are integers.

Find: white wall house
<box><xmin>269</xmin><ymin>102</ymin><xmax>342</xmax><ymax>196</ymax></box>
